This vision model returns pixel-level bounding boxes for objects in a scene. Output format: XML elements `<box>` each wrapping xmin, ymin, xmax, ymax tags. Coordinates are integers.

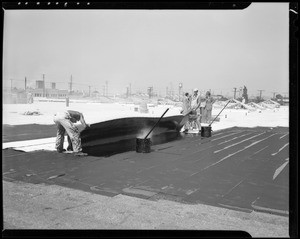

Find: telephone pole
<box><xmin>258</xmin><ymin>90</ymin><xmax>265</xmax><ymax>101</ymax></box>
<box><xmin>239</xmin><ymin>87</ymin><xmax>242</xmax><ymax>98</ymax></box>
<box><xmin>233</xmin><ymin>87</ymin><xmax>237</xmax><ymax>99</ymax></box>
<box><xmin>179</xmin><ymin>83</ymin><xmax>182</xmax><ymax>101</ymax></box>
<box><xmin>170</xmin><ymin>82</ymin><xmax>174</xmax><ymax>98</ymax></box>
<box><xmin>105</xmin><ymin>81</ymin><xmax>108</xmax><ymax>97</ymax></box>
<box><xmin>70</xmin><ymin>75</ymin><xmax>73</xmax><ymax>92</ymax></box>
<box><xmin>43</xmin><ymin>74</ymin><xmax>45</xmax><ymax>97</ymax></box>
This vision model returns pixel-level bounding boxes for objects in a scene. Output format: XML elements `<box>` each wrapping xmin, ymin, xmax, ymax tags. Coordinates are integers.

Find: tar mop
<box><xmin>136</xmin><ymin>108</ymin><xmax>169</xmax><ymax>153</ymax></box>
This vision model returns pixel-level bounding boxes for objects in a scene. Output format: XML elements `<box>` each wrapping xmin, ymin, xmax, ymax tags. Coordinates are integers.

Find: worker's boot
<box><xmin>57</xmin><ymin>149</ymin><xmax>66</xmax><ymax>153</ymax></box>
<box><xmin>74</xmin><ymin>151</ymin><xmax>88</xmax><ymax>156</ymax></box>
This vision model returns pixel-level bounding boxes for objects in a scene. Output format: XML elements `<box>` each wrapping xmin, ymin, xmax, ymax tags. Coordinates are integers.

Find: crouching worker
<box><xmin>53</xmin><ymin>110</ymin><xmax>90</xmax><ymax>156</ymax></box>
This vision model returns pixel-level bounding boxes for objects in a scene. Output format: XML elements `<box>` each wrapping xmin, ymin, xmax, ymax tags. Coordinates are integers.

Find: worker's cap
<box><xmin>193</xmin><ymin>88</ymin><xmax>198</xmax><ymax>92</ymax></box>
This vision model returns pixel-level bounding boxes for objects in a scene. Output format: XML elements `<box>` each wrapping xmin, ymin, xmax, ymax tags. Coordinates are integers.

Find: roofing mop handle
<box><xmin>144</xmin><ymin>108</ymin><xmax>169</xmax><ymax>140</ymax></box>
<box><xmin>208</xmin><ymin>100</ymin><xmax>231</xmax><ymax>127</ymax></box>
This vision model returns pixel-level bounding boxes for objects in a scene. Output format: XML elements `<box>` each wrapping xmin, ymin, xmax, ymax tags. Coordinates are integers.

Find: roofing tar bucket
<box><xmin>201</xmin><ymin>126</ymin><xmax>212</xmax><ymax>137</ymax></box>
<box><xmin>136</xmin><ymin>138</ymin><xmax>151</xmax><ymax>153</ymax></box>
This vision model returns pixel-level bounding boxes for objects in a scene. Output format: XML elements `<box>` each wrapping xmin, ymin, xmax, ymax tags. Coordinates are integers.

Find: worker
<box><xmin>27</xmin><ymin>92</ymin><xmax>33</xmax><ymax>104</ymax></box>
<box><xmin>53</xmin><ymin>110</ymin><xmax>90</xmax><ymax>156</ymax></box>
<box><xmin>180</xmin><ymin>92</ymin><xmax>192</xmax><ymax>133</ymax></box>
<box><xmin>190</xmin><ymin>88</ymin><xmax>202</xmax><ymax>132</ymax></box>
<box><xmin>203</xmin><ymin>91</ymin><xmax>215</xmax><ymax>123</ymax></box>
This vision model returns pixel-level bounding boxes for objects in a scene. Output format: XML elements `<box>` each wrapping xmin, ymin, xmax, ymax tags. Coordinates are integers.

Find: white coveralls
<box><xmin>190</xmin><ymin>94</ymin><xmax>201</xmax><ymax>130</ymax></box>
<box><xmin>53</xmin><ymin>111</ymin><xmax>82</xmax><ymax>152</ymax></box>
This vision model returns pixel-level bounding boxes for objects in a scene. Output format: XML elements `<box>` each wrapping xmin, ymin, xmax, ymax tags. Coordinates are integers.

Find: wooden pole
<box><xmin>258</xmin><ymin>90</ymin><xmax>265</xmax><ymax>101</ymax></box>
<box><xmin>144</xmin><ymin>108</ymin><xmax>169</xmax><ymax>139</ymax></box>
<box><xmin>43</xmin><ymin>74</ymin><xmax>45</xmax><ymax>97</ymax></box>
<box><xmin>233</xmin><ymin>87</ymin><xmax>237</xmax><ymax>99</ymax></box>
<box><xmin>209</xmin><ymin>100</ymin><xmax>231</xmax><ymax>126</ymax></box>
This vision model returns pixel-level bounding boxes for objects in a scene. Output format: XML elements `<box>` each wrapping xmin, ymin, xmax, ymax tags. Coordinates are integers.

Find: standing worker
<box><xmin>53</xmin><ymin>110</ymin><xmax>90</xmax><ymax>156</ymax></box>
<box><xmin>181</xmin><ymin>92</ymin><xmax>192</xmax><ymax>133</ymax></box>
<box><xmin>190</xmin><ymin>88</ymin><xmax>202</xmax><ymax>132</ymax></box>
<box><xmin>27</xmin><ymin>92</ymin><xmax>33</xmax><ymax>104</ymax></box>
<box><xmin>203</xmin><ymin>91</ymin><xmax>215</xmax><ymax>123</ymax></box>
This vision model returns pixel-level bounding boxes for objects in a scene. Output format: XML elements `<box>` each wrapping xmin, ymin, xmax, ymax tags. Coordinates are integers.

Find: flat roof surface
<box><xmin>3</xmin><ymin>126</ymin><xmax>289</xmax><ymax>216</ymax></box>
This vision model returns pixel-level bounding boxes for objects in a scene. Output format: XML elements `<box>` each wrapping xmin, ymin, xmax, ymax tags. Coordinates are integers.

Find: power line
<box><xmin>4</xmin><ymin>79</ymin><xmax>25</xmax><ymax>82</ymax></box>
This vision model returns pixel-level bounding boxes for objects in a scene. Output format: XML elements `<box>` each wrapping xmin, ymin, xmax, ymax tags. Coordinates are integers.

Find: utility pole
<box><xmin>170</xmin><ymin>82</ymin><xmax>174</xmax><ymax>98</ymax></box>
<box><xmin>43</xmin><ymin>74</ymin><xmax>45</xmax><ymax>97</ymax></box>
<box><xmin>179</xmin><ymin>83</ymin><xmax>182</xmax><ymax>101</ymax></box>
<box><xmin>70</xmin><ymin>75</ymin><xmax>73</xmax><ymax>92</ymax></box>
<box><xmin>233</xmin><ymin>87</ymin><xmax>237</xmax><ymax>99</ymax></box>
<box><xmin>258</xmin><ymin>90</ymin><xmax>265</xmax><ymax>101</ymax></box>
<box><xmin>25</xmin><ymin>77</ymin><xmax>27</xmax><ymax>91</ymax></box>
<box><xmin>148</xmin><ymin>86</ymin><xmax>153</xmax><ymax>99</ymax></box>
<box><xmin>105</xmin><ymin>81</ymin><xmax>108</xmax><ymax>97</ymax></box>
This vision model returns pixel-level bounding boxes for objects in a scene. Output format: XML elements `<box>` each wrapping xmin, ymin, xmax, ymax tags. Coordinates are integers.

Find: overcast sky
<box><xmin>3</xmin><ymin>3</ymin><xmax>289</xmax><ymax>97</ymax></box>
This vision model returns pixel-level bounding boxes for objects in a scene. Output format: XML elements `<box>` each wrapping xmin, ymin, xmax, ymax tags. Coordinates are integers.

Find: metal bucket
<box><xmin>136</xmin><ymin>138</ymin><xmax>151</xmax><ymax>153</ymax></box>
<box><xmin>201</xmin><ymin>126</ymin><xmax>212</xmax><ymax>137</ymax></box>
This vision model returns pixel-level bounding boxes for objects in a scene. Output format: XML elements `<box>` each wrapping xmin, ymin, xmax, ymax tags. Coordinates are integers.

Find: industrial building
<box><xmin>29</xmin><ymin>80</ymin><xmax>68</xmax><ymax>98</ymax></box>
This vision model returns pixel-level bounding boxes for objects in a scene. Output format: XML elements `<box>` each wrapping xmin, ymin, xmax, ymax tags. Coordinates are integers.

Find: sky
<box><xmin>3</xmin><ymin>3</ymin><xmax>289</xmax><ymax>98</ymax></box>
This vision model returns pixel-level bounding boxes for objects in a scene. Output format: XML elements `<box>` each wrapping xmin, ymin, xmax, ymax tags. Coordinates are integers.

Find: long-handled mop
<box><xmin>136</xmin><ymin>108</ymin><xmax>169</xmax><ymax>153</ymax></box>
<box><xmin>201</xmin><ymin>100</ymin><xmax>231</xmax><ymax>137</ymax></box>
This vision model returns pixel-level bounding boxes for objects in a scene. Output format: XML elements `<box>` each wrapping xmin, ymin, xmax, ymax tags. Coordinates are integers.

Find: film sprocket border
<box><xmin>2</xmin><ymin>2</ymin><xmax>251</xmax><ymax>10</ymax></box>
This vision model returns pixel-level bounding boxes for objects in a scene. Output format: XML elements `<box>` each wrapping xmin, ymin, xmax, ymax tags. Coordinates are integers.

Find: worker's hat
<box><xmin>193</xmin><ymin>88</ymin><xmax>198</xmax><ymax>92</ymax></box>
